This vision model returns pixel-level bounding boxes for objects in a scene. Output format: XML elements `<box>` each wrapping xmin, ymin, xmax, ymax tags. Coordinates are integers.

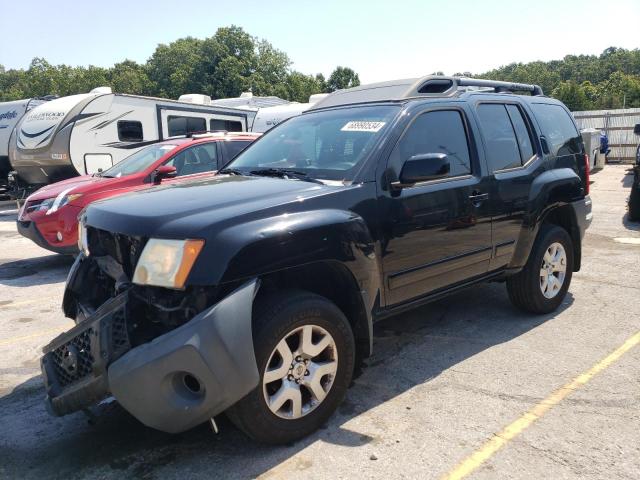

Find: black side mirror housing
<box><xmin>634</xmin><ymin>123</ymin><xmax>640</xmax><ymax>136</ymax></box>
<box><xmin>394</xmin><ymin>153</ymin><xmax>450</xmax><ymax>188</ymax></box>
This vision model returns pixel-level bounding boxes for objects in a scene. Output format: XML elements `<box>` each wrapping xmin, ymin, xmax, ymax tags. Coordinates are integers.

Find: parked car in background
<box><xmin>41</xmin><ymin>76</ymin><xmax>591</xmax><ymax>444</ymax></box>
<box><xmin>628</xmin><ymin>123</ymin><xmax>640</xmax><ymax>220</ymax></box>
<box><xmin>7</xmin><ymin>87</ymin><xmax>252</xmax><ymax>199</ymax></box>
<box><xmin>17</xmin><ymin>132</ymin><xmax>259</xmax><ymax>253</ymax></box>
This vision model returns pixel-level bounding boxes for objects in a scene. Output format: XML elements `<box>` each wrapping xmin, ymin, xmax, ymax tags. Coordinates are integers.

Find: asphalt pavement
<box><xmin>0</xmin><ymin>165</ymin><xmax>638</xmax><ymax>480</ymax></box>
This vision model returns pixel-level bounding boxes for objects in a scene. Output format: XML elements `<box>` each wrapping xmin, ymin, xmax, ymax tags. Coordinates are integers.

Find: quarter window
<box><xmin>477</xmin><ymin>104</ymin><xmax>522</xmax><ymax>171</ymax></box>
<box><xmin>530</xmin><ymin>103</ymin><xmax>581</xmax><ymax>157</ymax></box>
<box><xmin>168</xmin><ymin>116</ymin><xmax>206</xmax><ymax>136</ymax></box>
<box><xmin>390</xmin><ymin>110</ymin><xmax>472</xmax><ymax>178</ymax></box>
<box><xmin>117</xmin><ymin>120</ymin><xmax>143</xmax><ymax>142</ymax></box>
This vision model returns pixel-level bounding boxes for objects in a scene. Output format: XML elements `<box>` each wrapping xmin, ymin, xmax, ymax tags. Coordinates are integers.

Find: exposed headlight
<box><xmin>78</xmin><ymin>221</ymin><xmax>89</xmax><ymax>256</ymax></box>
<box><xmin>46</xmin><ymin>192</ymin><xmax>83</xmax><ymax>215</ymax></box>
<box><xmin>132</xmin><ymin>239</ymin><xmax>205</xmax><ymax>289</ymax></box>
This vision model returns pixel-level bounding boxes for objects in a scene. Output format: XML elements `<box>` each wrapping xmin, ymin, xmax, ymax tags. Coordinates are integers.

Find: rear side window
<box><xmin>390</xmin><ymin>110</ymin><xmax>471</xmax><ymax>178</ymax></box>
<box><xmin>476</xmin><ymin>104</ymin><xmax>521</xmax><ymax>171</ymax></box>
<box><xmin>224</xmin><ymin>140</ymin><xmax>252</xmax><ymax>163</ymax></box>
<box><xmin>168</xmin><ymin>116</ymin><xmax>206</xmax><ymax>136</ymax></box>
<box><xmin>117</xmin><ymin>120</ymin><xmax>143</xmax><ymax>142</ymax></box>
<box><xmin>505</xmin><ymin>105</ymin><xmax>535</xmax><ymax>162</ymax></box>
<box><xmin>210</xmin><ymin>119</ymin><xmax>243</xmax><ymax>132</ymax></box>
<box><xmin>530</xmin><ymin>103</ymin><xmax>581</xmax><ymax>157</ymax></box>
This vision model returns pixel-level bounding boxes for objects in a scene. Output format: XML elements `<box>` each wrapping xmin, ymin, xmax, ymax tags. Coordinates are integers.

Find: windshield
<box><xmin>101</xmin><ymin>144</ymin><xmax>179</xmax><ymax>177</ymax></box>
<box><xmin>226</xmin><ymin>105</ymin><xmax>399</xmax><ymax>181</ymax></box>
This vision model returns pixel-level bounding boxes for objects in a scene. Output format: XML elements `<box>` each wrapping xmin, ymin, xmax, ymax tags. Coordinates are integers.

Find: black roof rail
<box><xmin>455</xmin><ymin>77</ymin><xmax>544</xmax><ymax>96</ymax></box>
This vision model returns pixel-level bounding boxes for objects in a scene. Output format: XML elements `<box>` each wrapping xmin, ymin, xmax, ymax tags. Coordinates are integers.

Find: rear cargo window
<box><xmin>530</xmin><ymin>103</ymin><xmax>581</xmax><ymax>157</ymax></box>
<box><xmin>476</xmin><ymin>104</ymin><xmax>522</xmax><ymax>171</ymax></box>
<box><xmin>117</xmin><ymin>120</ymin><xmax>143</xmax><ymax>142</ymax></box>
<box><xmin>168</xmin><ymin>116</ymin><xmax>206</xmax><ymax>136</ymax></box>
<box><xmin>390</xmin><ymin>110</ymin><xmax>471</xmax><ymax>177</ymax></box>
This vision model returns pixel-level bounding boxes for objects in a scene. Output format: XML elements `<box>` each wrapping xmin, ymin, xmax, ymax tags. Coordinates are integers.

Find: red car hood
<box><xmin>26</xmin><ymin>174</ymin><xmax>136</xmax><ymax>201</ymax></box>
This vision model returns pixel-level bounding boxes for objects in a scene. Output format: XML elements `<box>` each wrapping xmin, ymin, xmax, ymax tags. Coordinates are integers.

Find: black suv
<box><xmin>42</xmin><ymin>77</ymin><xmax>592</xmax><ymax>444</ymax></box>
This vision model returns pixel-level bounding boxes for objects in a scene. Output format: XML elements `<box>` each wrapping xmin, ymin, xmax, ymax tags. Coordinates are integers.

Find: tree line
<box><xmin>1</xmin><ymin>26</ymin><xmax>639</xmax><ymax>112</ymax></box>
<box><xmin>0</xmin><ymin>26</ymin><xmax>360</xmax><ymax>103</ymax></box>
<box><xmin>473</xmin><ymin>47</ymin><xmax>640</xmax><ymax>111</ymax></box>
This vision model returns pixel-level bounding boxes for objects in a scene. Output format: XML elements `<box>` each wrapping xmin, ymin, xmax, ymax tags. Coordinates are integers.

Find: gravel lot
<box><xmin>1</xmin><ymin>165</ymin><xmax>638</xmax><ymax>480</ymax></box>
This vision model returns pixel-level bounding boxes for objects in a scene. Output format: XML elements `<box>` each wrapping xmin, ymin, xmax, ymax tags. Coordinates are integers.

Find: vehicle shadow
<box><xmin>0</xmin><ymin>254</ymin><xmax>75</xmax><ymax>286</ymax></box>
<box><xmin>0</xmin><ymin>283</ymin><xmax>571</xmax><ymax>480</ymax></box>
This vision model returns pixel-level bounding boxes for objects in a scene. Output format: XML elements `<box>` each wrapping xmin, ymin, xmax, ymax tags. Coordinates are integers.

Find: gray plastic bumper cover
<box><xmin>108</xmin><ymin>279</ymin><xmax>260</xmax><ymax>433</ymax></box>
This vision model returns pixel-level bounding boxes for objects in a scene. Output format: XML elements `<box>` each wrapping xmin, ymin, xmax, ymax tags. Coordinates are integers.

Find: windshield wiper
<box><xmin>249</xmin><ymin>168</ymin><xmax>325</xmax><ymax>185</ymax></box>
<box><xmin>218</xmin><ymin>167</ymin><xmax>253</xmax><ymax>176</ymax></box>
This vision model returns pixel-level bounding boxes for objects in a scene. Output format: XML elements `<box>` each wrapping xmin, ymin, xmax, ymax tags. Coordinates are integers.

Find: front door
<box><xmin>379</xmin><ymin>107</ymin><xmax>493</xmax><ymax>306</ymax></box>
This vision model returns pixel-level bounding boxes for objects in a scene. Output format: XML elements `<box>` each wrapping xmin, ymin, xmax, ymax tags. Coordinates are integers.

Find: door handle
<box><xmin>469</xmin><ymin>191</ymin><xmax>489</xmax><ymax>206</ymax></box>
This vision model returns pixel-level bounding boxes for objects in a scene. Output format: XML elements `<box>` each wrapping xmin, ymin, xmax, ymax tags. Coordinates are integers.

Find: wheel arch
<box><xmin>255</xmin><ymin>260</ymin><xmax>375</xmax><ymax>363</ymax></box>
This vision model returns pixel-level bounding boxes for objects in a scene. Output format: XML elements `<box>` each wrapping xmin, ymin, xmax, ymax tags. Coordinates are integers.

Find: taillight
<box><xmin>584</xmin><ymin>153</ymin><xmax>590</xmax><ymax>195</ymax></box>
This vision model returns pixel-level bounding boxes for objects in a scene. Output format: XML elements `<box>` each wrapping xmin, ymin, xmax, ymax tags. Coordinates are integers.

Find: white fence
<box><xmin>572</xmin><ymin>108</ymin><xmax>640</xmax><ymax>163</ymax></box>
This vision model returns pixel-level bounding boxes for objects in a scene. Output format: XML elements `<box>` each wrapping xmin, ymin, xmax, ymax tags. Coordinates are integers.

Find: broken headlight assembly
<box><xmin>132</xmin><ymin>239</ymin><xmax>205</xmax><ymax>289</ymax></box>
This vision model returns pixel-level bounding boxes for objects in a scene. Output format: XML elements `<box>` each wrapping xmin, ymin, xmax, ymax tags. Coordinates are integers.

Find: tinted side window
<box><xmin>505</xmin><ymin>104</ymin><xmax>535</xmax><ymax>162</ymax></box>
<box><xmin>224</xmin><ymin>140</ymin><xmax>251</xmax><ymax>163</ymax></box>
<box><xmin>165</xmin><ymin>143</ymin><xmax>218</xmax><ymax>176</ymax></box>
<box><xmin>168</xmin><ymin>116</ymin><xmax>206</xmax><ymax>136</ymax></box>
<box><xmin>117</xmin><ymin>120</ymin><xmax>143</xmax><ymax>142</ymax></box>
<box><xmin>530</xmin><ymin>103</ymin><xmax>581</xmax><ymax>157</ymax></box>
<box><xmin>477</xmin><ymin>104</ymin><xmax>521</xmax><ymax>171</ymax></box>
<box><xmin>211</xmin><ymin>119</ymin><xmax>243</xmax><ymax>132</ymax></box>
<box><xmin>390</xmin><ymin>110</ymin><xmax>471</xmax><ymax>177</ymax></box>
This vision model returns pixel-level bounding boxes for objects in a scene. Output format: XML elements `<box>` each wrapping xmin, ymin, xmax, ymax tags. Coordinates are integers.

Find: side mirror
<box><xmin>634</xmin><ymin>124</ymin><xmax>640</xmax><ymax>136</ymax></box>
<box><xmin>394</xmin><ymin>153</ymin><xmax>450</xmax><ymax>188</ymax></box>
<box><xmin>153</xmin><ymin>165</ymin><xmax>177</xmax><ymax>184</ymax></box>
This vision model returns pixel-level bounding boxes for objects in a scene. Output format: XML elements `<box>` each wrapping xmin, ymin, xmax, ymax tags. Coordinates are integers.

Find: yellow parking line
<box><xmin>441</xmin><ymin>331</ymin><xmax>640</xmax><ymax>480</ymax></box>
<box><xmin>0</xmin><ymin>327</ymin><xmax>66</xmax><ymax>347</ymax></box>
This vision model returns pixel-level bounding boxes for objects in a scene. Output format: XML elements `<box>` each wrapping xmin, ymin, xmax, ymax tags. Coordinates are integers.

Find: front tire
<box><xmin>507</xmin><ymin>224</ymin><xmax>574</xmax><ymax>314</ymax></box>
<box><xmin>629</xmin><ymin>169</ymin><xmax>640</xmax><ymax>222</ymax></box>
<box><xmin>226</xmin><ymin>290</ymin><xmax>355</xmax><ymax>444</ymax></box>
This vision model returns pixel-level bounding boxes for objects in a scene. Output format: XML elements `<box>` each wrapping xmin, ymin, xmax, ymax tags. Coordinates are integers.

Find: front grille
<box><xmin>86</xmin><ymin>227</ymin><xmax>146</xmax><ymax>278</ymax></box>
<box><xmin>51</xmin><ymin>327</ymin><xmax>95</xmax><ymax>387</ymax></box>
<box><xmin>110</xmin><ymin>309</ymin><xmax>130</xmax><ymax>358</ymax></box>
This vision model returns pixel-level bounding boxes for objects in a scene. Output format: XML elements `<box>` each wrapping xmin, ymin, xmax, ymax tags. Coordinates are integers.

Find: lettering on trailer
<box><xmin>0</xmin><ymin>110</ymin><xmax>18</xmax><ymax>123</ymax></box>
<box><xmin>24</xmin><ymin>111</ymin><xmax>66</xmax><ymax>122</ymax></box>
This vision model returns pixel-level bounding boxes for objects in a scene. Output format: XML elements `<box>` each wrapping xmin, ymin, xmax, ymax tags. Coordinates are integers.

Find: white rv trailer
<box><xmin>250</xmin><ymin>93</ymin><xmax>330</xmax><ymax>133</ymax></box>
<box><xmin>0</xmin><ymin>96</ymin><xmax>54</xmax><ymax>189</ymax></box>
<box><xmin>8</xmin><ymin>87</ymin><xmax>254</xmax><ymax>196</ymax></box>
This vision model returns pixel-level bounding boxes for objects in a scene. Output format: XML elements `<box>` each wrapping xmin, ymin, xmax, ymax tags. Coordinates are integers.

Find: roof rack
<box><xmin>309</xmin><ymin>76</ymin><xmax>544</xmax><ymax>111</ymax></box>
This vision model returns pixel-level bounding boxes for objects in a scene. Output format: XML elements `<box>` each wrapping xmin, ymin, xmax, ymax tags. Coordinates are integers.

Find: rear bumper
<box><xmin>16</xmin><ymin>219</ymin><xmax>78</xmax><ymax>255</ymax></box>
<box><xmin>42</xmin><ymin>260</ymin><xmax>259</xmax><ymax>433</ymax></box>
<box><xmin>571</xmin><ymin>195</ymin><xmax>592</xmax><ymax>238</ymax></box>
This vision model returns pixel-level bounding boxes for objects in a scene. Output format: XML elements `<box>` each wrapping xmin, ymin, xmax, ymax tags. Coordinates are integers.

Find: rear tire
<box><xmin>226</xmin><ymin>290</ymin><xmax>355</xmax><ymax>444</ymax></box>
<box><xmin>507</xmin><ymin>224</ymin><xmax>574</xmax><ymax>314</ymax></box>
<box><xmin>628</xmin><ymin>170</ymin><xmax>640</xmax><ymax>222</ymax></box>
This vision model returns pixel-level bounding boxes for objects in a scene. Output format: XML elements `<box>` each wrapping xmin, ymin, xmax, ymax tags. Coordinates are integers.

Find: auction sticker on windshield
<box><xmin>341</xmin><ymin>121</ymin><xmax>386</xmax><ymax>132</ymax></box>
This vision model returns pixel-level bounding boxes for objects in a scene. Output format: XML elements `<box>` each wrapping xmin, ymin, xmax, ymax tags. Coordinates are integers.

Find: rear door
<box><xmin>473</xmin><ymin>101</ymin><xmax>543</xmax><ymax>270</ymax></box>
<box><xmin>379</xmin><ymin>104</ymin><xmax>493</xmax><ymax>306</ymax></box>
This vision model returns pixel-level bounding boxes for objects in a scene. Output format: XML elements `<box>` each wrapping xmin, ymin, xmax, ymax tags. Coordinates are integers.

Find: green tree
<box><xmin>326</xmin><ymin>66</ymin><xmax>360</xmax><ymax>92</ymax></box>
<box><xmin>551</xmin><ymin>81</ymin><xmax>591</xmax><ymax>111</ymax></box>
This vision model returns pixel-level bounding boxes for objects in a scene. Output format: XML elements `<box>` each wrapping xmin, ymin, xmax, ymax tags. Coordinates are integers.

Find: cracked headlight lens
<box><xmin>133</xmin><ymin>238</ymin><xmax>205</xmax><ymax>289</ymax></box>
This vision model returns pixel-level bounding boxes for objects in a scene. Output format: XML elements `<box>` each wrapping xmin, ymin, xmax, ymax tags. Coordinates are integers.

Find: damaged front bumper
<box><xmin>42</xmin><ymin>256</ymin><xmax>260</xmax><ymax>433</ymax></box>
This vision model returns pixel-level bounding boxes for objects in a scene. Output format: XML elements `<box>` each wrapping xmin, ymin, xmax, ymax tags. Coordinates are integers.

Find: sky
<box><xmin>1</xmin><ymin>0</ymin><xmax>639</xmax><ymax>84</ymax></box>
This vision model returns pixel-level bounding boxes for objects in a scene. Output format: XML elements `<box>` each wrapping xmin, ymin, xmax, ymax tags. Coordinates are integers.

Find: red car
<box><xmin>17</xmin><ymin>132</ymin><xmax>260</xmax><ymax>254</ymax></box>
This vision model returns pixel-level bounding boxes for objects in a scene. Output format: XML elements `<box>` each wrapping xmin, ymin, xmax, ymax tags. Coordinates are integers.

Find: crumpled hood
<box><xmin>83</xmin><ymin>174</ymin><xmax>345</xmax><ymax>239</ymax></box>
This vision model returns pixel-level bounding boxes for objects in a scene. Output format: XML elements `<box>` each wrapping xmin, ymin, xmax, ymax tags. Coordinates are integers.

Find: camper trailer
<box><xmin>8</xmin><ymin>88</ymin><xmax>254</xmax><ymax>198</ymax></box>
<box><xmin>0</xmin><ymin>97</ymin><xmax>54</xmax><ymax>194</ymax></box>
<box><xmin>251</xmin><ymin>93</ymin><xmax>329</xmax><ymax>132</ymax></box>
